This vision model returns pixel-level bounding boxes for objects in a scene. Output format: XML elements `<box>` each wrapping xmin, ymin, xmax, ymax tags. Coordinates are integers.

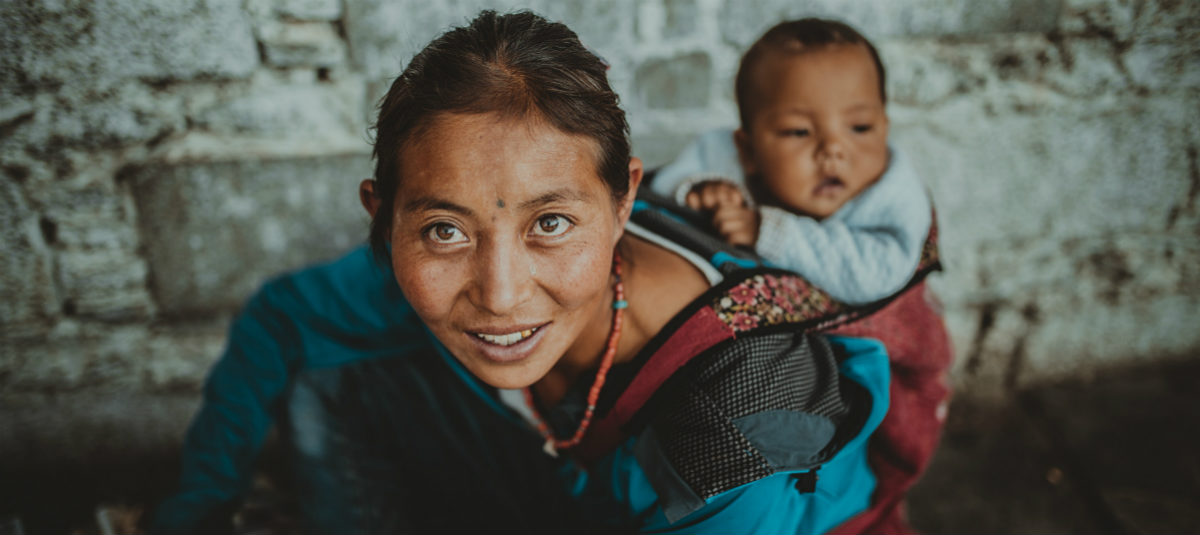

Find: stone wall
<box><xmin>1</xmin><ymin>0</ymin><xmax>1197</xmax><ymax>462</ymax></box>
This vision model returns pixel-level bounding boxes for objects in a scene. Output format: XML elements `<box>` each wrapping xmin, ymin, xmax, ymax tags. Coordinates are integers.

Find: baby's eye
<box><xmin>781</xmin><ymin>128</ymin><xmax>810</xmax><ymax>137</ymax></box>
<box><xmin>425</xmin><ymin>223</ymin><xmax>468</xmax><ymax>245</ymax></box>
<box><xmin>852</xmin><ymin>124</ymin><xmax>874</xmax><ymax>134</ymax></box>
<box><xmin>531</xmin><ymin>214</ymin><xmax>572</xmax><ymax>237</ymax></box>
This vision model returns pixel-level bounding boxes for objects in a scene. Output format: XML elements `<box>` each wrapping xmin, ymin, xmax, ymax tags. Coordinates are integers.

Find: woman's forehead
<box><xmin>396</xmin><ymin>113</ymin><xmax>607</xmax><ymax>208</ymax></box>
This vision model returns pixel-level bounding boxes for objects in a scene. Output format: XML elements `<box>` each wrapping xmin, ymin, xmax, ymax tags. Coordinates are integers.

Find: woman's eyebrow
<box><xmin>518</xmin><ymin>187</ymin><xmax>594</xmax><ymax>210</ymax></box>
<box><xmin>402</xmin><ymin>196</ymin><xmax>475</xmax><ymax>216</ymax></box>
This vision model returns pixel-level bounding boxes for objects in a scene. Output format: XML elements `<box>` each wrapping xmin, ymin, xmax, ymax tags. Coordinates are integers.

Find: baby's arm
<box><xmin>755</xmin><ymin>187</ymin><xmax>931</xmax><ymax>305</ymax></box>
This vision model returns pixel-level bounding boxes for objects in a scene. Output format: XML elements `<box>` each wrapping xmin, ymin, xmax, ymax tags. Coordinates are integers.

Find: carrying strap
<box><xmin>572</xmin><ymin>192</ymin><xmax>940</xmax><ymax>463</ymax></box>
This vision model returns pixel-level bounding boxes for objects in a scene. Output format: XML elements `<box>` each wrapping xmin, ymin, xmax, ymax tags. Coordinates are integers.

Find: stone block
<box><xmin>633</xmin><ymin>130</ymin><xmax>699</xmax><ymax>170</ymax></box>
<box><xmin>1043</xmin><ymin>38</ymin><xmax>1130</xmax><ymax>96</ymax></box>
<box><xmin>259</xmin><ymin>20</ymin><xmax>346</xmax><ymax>68</ymax></box>
<box><xmin>56</xmin><ymin>249</ymin><xmax>154</xmax><ymax>320</ymax></box>
<box><xmin>344</xmin><ymin>0</ymin><xmax>475</xmax><ymax>80</ymax></box>
<box><xmin>883</xmin><ymin>34</ymin><xmax>1134</xmax><ymax>108</ymax></box>
<box><xmin>193</xmin><ymin>74</ymin><xmax>366</xmax><ymax>139</ymax></box>
<box><xmin>245</xmin><ymin>0</ymin><xmax>342</xmax><ymax>23</ymax></box>
<box><xmin>662</xmin><ymin>0</ymin><xmax>701</xmax><ymax>39</ymax></box>
<box><xmin>128</xmin><ymin>154</ymin><xmax>371</xmax><ymax>315</ymax></box>
<box><xmin>635</xmin><ymin>52</ymin><xmax>712</xmax><ymax>109</ymax></box>
<box><xmin>531</xmin><ymin>0</ymin><xmax>634</xmax><ymax>54</ymax></box>
<box><xmin>882</xmin><ymin>39</ymin><xmax>982</xmax><ymax>108</ymax></box>
<box><xmin>718</xmin><ymin>0</ymin><xmax>1063</xmax><ymax>48</ymax></box>
<box><xmin>893</xmin><ymin>98</ymin><xmax>1194</xmax><ymax>248</ymax></box>
<box><xmin>274</xmin><ymin>0</ymin><xmax>342</xmax><ymax>21</ymax></box>
<box><xmin>1122</xmin><ymin>38</ymin><xmax>1200</xmax><ymax>92</ymax></box>
<box><xmin>55</xmin><ymin>82</ymin><xmax>186</xmax><ymax>149</ymax></box>
<box><xmin>0</xmin><ymin>177</ymin><xmax>58</xmax><ymax>331</ymax></box>
<box><xmin>1</xmin><ymin>0</ymin><xmax>258</xmax><ymax>88</ymax></box>
<box><xmin>344</xmin><ymin>0</ymin><xmax>632</xmax><ymax>80</ymax></box>
<box><xmin>32</xmin><ymin>165</ymin><xmax>136</xmax><ymax>236</ymax></box>
<box><xmin>1058</xmin><ymin>0</ymin><xmax>1138</xmax><ymax>39</ymax></box>
<box><xmin>0</xmin><ymin>82</ymin><xmax>185</xmax><ymax>153</ymax></box>
<box><xmin>937</xmin><ymin>231</ymin><xmax>1199</xmax><ymax>387</ymax></box>
<box><xmin>2</xmin><ymin>322</ymin><xmax>225</xmax><ymax>393</ymax></box>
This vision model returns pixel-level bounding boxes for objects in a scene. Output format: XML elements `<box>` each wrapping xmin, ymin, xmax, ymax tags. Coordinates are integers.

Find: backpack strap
<box><xmin>631</xmin><ymin>189</ymin><xmax>767</xmax><ymax>275</ymax></box>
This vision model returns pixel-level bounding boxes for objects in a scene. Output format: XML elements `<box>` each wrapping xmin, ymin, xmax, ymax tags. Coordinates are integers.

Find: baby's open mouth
<box><xmin>814</xmin><ymin>176</ymin><xmax>845</xmax><ymax>196</ymax></box>
<box><xmin>472</xmin><ymin>326</ymin><xmax>541</xmax><ymax>346</ymax></box>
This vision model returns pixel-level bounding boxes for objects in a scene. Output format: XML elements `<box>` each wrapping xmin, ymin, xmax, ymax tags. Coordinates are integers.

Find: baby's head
<box><xmin>734</xmin><ymin>19</ymin><xmax>889</xmax><ymax>220</ymax></box>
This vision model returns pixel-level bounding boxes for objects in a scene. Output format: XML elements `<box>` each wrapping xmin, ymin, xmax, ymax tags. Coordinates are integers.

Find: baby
<box><xmin>651</xmin><ymin>18</ymin><xmax>930</xmax><ymax>305</ymax></box>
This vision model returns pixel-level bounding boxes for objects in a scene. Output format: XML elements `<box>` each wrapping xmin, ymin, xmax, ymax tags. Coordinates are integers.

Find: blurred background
<box><xmin>1</xmin><ymin>0</ymin><xmax>1197</xmax><ymax>532</ymax></box>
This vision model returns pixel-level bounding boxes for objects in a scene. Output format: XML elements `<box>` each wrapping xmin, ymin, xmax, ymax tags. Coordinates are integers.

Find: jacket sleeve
<box><xmin>152</xmin><ymin>286</ymin><xmax>301</xmax><ymax>533</ymax></box>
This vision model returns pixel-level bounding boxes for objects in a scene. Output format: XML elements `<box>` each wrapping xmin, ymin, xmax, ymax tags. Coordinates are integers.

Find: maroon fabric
<box><xmin>827</xmin><ymin>280</ymin><xmax>953</xmax><ymax>535</ymax></box>
<box><xmin>573</xmin><ymin>306</ymin><xmax>733</xmax><ymax>464</ymax></box>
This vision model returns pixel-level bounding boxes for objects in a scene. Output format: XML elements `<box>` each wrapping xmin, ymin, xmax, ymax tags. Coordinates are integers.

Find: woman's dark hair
<box><xmin>735</xmin><ymin>18</ymin><xmax>886</xmax><ymax>129</ymax></box>
<box><xmin>368</xmin><ymin>10</ymin><xmax>631</xmax><ymax>261</ymax></box>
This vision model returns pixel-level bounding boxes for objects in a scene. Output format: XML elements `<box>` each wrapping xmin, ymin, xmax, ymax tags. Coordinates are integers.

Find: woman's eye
<box><xmin>531</xmin><ymin>214</ymin><xmax>571</xmax><ymax>237</ymax></box>
<box><xmin>425</xmin><ymin>223</ymin><xmax>467</xmax><ymax>244</ymax></box>
<box><xmin>852</xmin><ymin>124</ymin><xmax>874</xmax><ymax>134</ymax></box>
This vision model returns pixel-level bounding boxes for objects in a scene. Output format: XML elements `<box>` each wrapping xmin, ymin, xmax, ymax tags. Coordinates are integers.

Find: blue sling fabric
<box><xmin>571</xmin><ymin>336</ymin><xmax>889</xmax><ymax>534</ymax></box>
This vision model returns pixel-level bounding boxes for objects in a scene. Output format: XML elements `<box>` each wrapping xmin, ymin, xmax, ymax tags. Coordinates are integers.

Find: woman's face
<box><xmin>383</xmin><ymin>112</ymin><xmax>635</xmax><ymax>389</ymax></box>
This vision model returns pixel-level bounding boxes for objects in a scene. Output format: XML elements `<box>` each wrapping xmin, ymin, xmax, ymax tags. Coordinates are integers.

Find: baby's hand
<box><xmin>684</xmin><ymin>181</ymin><xmax>760</xmax><ymax>247</ymax></box>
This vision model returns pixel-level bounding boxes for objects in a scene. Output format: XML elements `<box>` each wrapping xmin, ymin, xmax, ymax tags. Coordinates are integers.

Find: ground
<box><xmin>2</xmin><ymin>358</ymin><xmax>1198</xmax><ymax>533</ymax></box>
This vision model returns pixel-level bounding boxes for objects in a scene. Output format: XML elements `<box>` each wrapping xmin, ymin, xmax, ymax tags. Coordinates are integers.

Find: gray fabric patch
<box><xmin>732</xmin><ymin>410</ymin><xmax>835</xmax><ymax>470</ymax></box>
<box><xmin>633</xmin><ymin>426</ymin><xmax>707</xmax><ymax>524</ymax></box>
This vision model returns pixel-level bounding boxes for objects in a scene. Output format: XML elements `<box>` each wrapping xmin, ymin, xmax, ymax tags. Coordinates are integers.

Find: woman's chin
<box><xmin>465</xmin><ymin>362</ymin><xmax>547</xmax><ymax>390</ymax></box>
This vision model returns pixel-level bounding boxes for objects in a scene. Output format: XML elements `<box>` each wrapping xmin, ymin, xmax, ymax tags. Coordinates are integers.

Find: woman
<box><xmin>155</xmin><ymin>11</ymin><xmax>905</xmax><ymax>533</ymax></box>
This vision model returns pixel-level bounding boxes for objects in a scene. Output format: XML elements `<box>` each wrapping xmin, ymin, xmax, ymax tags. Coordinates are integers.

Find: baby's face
<box><xmin>738</xmin><ymin>43</ymin><xmax>889</xmax><ymax>220</ymax></box>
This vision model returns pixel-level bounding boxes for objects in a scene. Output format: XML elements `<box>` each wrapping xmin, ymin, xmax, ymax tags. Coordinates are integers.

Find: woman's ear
<box><xmin>733</xmin><ymin>129</ymin><xmax>757</xmax><ymax>176</ymax></box>
<box><xmin>359</xmin><ymin>179</ymin><xmax>381</xmax><ymax>217</ymax></box>
<box><xmin>616</xmin><ymin>157</ymin><xmax>644</xmax><ymax>229</ymax></box>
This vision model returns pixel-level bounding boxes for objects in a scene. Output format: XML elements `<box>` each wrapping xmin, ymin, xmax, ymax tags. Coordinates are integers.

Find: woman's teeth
<box><xmin>474</xmin><ymin>327</ymin><xmax>538</xmax><ymax>346</ymax></box>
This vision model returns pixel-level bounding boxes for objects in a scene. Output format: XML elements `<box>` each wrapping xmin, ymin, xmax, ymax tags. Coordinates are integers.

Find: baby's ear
<box><xmin>733</xmin><ymin>129</ymin><xmax>757</xmax><ymax>176</ymax></box>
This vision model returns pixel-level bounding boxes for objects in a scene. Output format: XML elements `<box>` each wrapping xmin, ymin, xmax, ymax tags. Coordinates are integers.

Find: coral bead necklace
<box><xmin>523</xmin><ymin>251</ymin><xmax>626</xmax><ymax>457</ymax></box>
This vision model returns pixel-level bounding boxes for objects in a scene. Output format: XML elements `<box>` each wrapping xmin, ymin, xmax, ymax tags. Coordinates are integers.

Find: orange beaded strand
<box><xmin>523</xmin><ymin>251</ymin><xmax>625</xmax><ymax>455</ymax></box>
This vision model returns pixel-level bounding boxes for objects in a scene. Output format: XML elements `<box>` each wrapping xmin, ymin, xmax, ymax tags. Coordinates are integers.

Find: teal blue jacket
<box><xmin>154</xmin><ymin>241</ymin><xmax>888</xmax><ymax>533</ymax></box>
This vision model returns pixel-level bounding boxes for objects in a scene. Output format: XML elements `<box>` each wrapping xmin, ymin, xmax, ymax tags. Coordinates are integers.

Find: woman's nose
<box><xmin>470</xmin><ymin>237</ymin><xmax>534</xmax><ymax>316</ymax></box>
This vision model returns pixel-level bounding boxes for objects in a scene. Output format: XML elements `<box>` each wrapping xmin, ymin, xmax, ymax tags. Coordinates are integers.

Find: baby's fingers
<box><xmin>712</xmin><ymin>207</ymin><xmax>758</xmax><ymax>246</ymax></box>
<box><xmin>716</xmin><ymin>184</ymin><xmax>745</xmax><ymax>207</ymax></box>
<box><xmin>698</xmin><ymin>185</ymin><xmax>725</xmax><ymax>211</ymax></box>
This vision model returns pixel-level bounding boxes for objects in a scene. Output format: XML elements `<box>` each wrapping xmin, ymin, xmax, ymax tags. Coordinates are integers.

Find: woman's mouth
<box><xmin>466</xmin><ymin>323</ymin><xmax>550</xmax><ymax>363</ymax></box>
<box><xmin>472</xmin><ymin>326</ymin><xmax>540</xmax><ymax>346</ymax></box>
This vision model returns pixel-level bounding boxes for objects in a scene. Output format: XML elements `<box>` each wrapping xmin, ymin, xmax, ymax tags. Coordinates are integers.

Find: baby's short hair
<box><xmin>735</xmin><ymin>18</ymin><xmax>886</xmax><ymax>129</ymax></box>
